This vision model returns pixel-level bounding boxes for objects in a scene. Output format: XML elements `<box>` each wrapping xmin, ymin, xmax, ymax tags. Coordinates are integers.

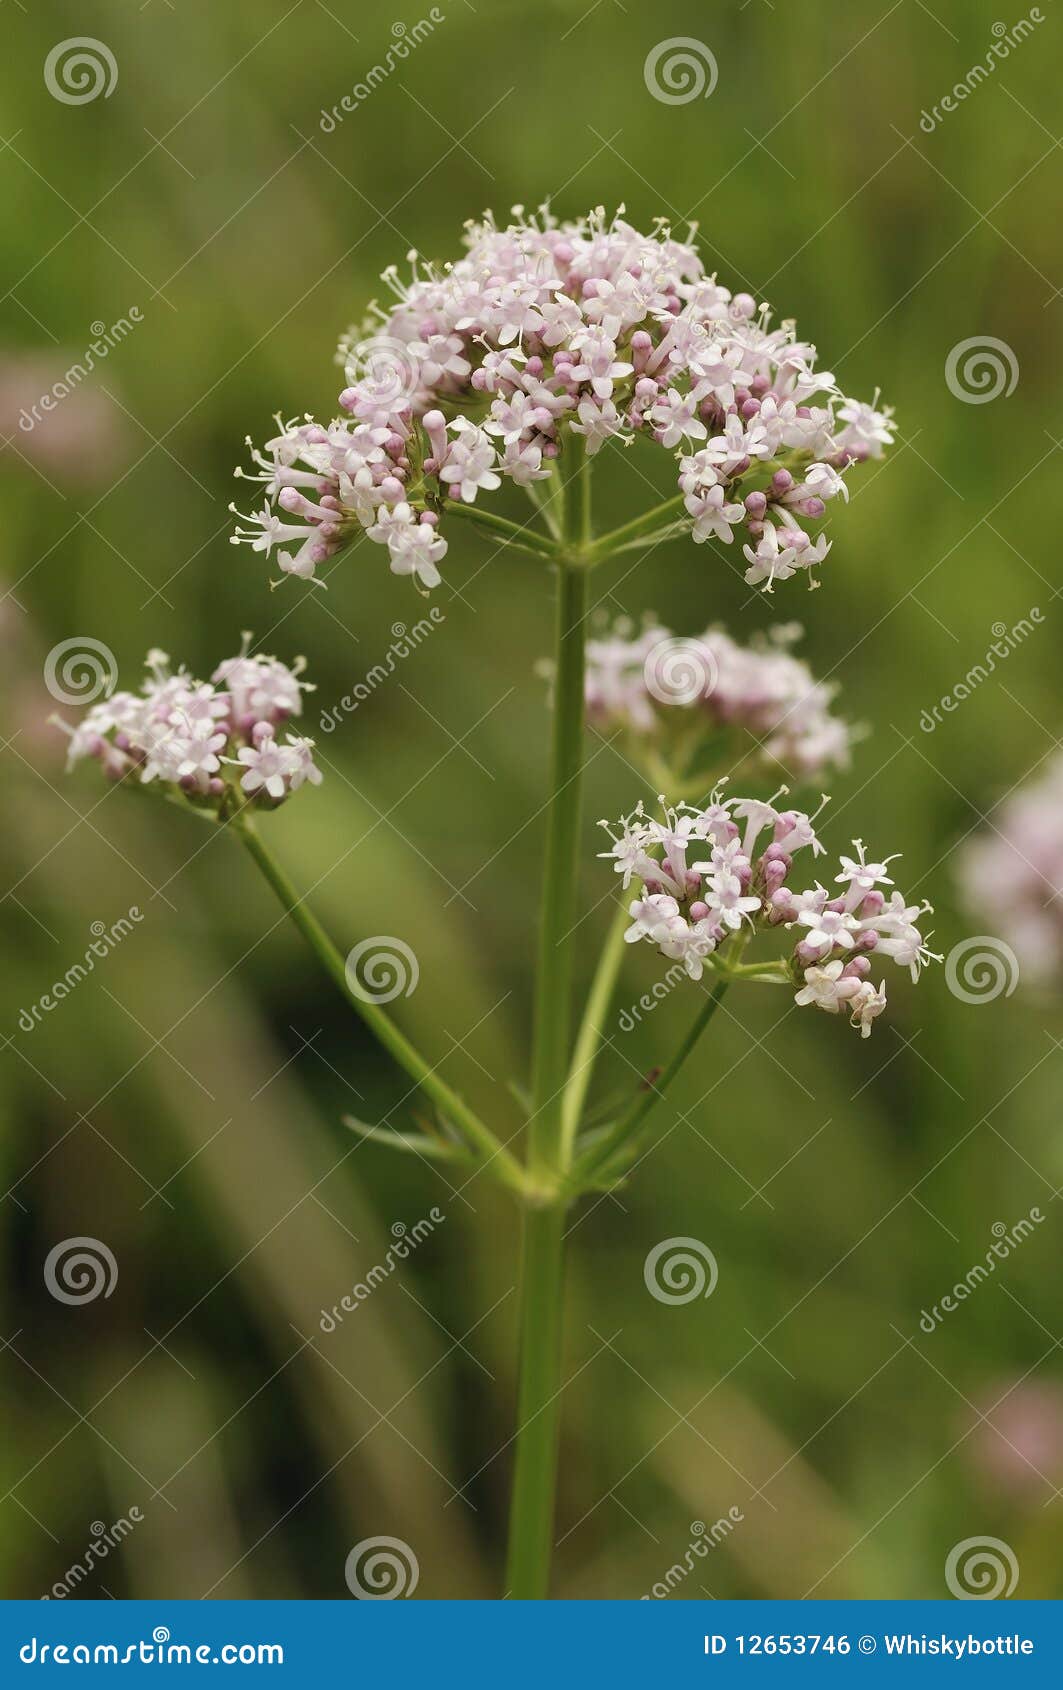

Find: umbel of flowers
<box><xmin>581</xmin><ymin>614</ymin><xmax>852</xmax><ymax>785</ymax></box>
<box><xmin>602</xmin><ymin>790</ymin><xmax>939</xmax><ymax>1039</ymax></box>
<box><xmin>53</xmin><ymin>640</ymin><xmax>321</xmax><ymax>810</ymax></box>
<box><xmin>231</xmin><ymin>206</ymin><xmax>893</xmax><ymax>594</ymax></box>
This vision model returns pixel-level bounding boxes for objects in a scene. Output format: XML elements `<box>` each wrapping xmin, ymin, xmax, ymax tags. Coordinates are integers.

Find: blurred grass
<box><xmin>1</xmin><ymin>0</ymin><xmax>1062</xmax><ymax>1598</ymax></box>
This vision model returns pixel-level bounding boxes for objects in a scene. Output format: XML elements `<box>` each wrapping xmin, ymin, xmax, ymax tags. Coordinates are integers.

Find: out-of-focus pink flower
<box><xmin>0</xmin><ymin>354</ymin><xmax>126</xmax><ymax>485</ymax></box>
<box><xmin>959</xmin><ymin>755</ymin><xmax>1063</xmax><ymax>983</ymax></box>
<box><xmin>966</xmin><ymin>1380</ymin><xmax>1063</xmax><ymax>1498</ymax></box>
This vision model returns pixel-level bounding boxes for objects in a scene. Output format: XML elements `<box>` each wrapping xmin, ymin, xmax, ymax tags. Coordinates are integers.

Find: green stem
<box><xmin>505</xmin><ymin>444</ymin><xmax>589</xmax><ymax>1599</ymax></box>
<box><xmin>559</xmin><ymin>897</ymin><xmax>630</xmax><ymax>1165</ymax></box>
<box><xmin>504</xmin><ymin>1201</ymin><xmax>567</xmax><ymax>1597</ymax></box>
<box><xmin>235</xmin><ymin>817</ymin><xmax>528</xmax><ymax>1197</ymax></box>
<box><xmin>526</xmin><ymin>482</ymin><xmax>590</xmax><ymax>1178</ymax></box>
<box><xmin>567</xmin><ymin>975</ymin><xmax>731</xmax><ymax>1193</ymax></box>
<box><xmin>439</xmin><ymin>500</ymin><xmax>559</xmax><ymax>559</ymax></box>
<box><xmin>585</xmin><ymin>493</ymin><xmax>686</xmax><ymax>562</ymax></box>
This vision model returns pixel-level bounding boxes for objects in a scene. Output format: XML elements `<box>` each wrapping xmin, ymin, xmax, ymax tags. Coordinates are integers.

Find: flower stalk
<box><xmin>234</xmin><ymin>816</ymin><xmax>530</xmax><ymax>1198</ymax></box>
<box><xmin>559</xmin><ymin>896</ymin><xmax>631</xmax><ymax>1164</ymax></box>
<box><xmin>566</xmin><ymin>975</ymin><xmax>731</xmax><ymax>1194</ymax></box>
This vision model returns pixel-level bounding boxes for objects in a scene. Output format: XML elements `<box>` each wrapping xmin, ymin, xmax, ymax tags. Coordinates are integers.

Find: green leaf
<box><xmin>342</xmin><ymin>1115</ymin><xmax>477</xmax><ymax>1164</ymax></box>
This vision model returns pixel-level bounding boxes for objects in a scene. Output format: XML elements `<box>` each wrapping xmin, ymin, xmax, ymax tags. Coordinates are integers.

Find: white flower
<box><xmin>600</xmin><ymin>814</ymin><xmax>660</xmax><ymax>889</ymax></box>
<box><xmin>438</xmin><ymin>423</ymin><xmax>501</xmax><ymax>503</ymax></box>
<box><xmin>412</xmin><ymin>332</ymin><xmax>471</xmax><ymax>386</ymax></box>
<box><xmin>836</xmin><ymin>841</ymin><xmax>898</xmax><ymax>901</ymax></box>
<box><xmin>571</xmin><ymin>396</ymin><xmax>625</xmax><ymax>455</ymax></box>
<box><xmin>484</xmin><ymin>390</ymin><xmax>548</xmax><ymax>445</ymax></box>
<box><xmin>230</xmin><ymin>503</ymin><xmax>337</xmax><ymax>580</ymax></box>
<box><xmin>649</xmin><ymin>387</ymin><xmax>707</xmax><ymax>448</ymax></box>
<box><xmin>686</xmin><ymin>483</ymin><xmax>745</xmax><ymax>545</ymax></box>
<box><xmin>139</xmin><ymin>718</ymin><xmax>186</xmax><ymax>785</ymax></box>
<box><xmin>835</xmin><ymin>396</ymin><xmax>895</xmax><ymax>459</ymax></box>
<box><xmin>704</xmin><ymin>413</ymin><xmax>771</xmax><ymax>471</ymax></box>
<box><xmin>849</xmin><ymin>979</ymin><xmax>887</xmax><ymax>1037</ymax></box>
<box><xmin>367</xmin><ymin>501</ymin><xmax>420</xmax><ymax>549</ymax></box>
<box><xmin>794</xmin><ymin>959</ymin><xmax>860</xmax><ymax>1013</ymax></box>
<box><xmin>626</xmin><ymin>893</ymin><xmax>683</xmax><ymax>945</ymax></box>
<box><xmin>280</xmin><ymin>733</ymin><xmax>323</xmax><ymax>791</ymax></box>
<box><xmin>235</xmin><ymin>734</ymin><xmax>289</xmax><ymax>800</ymax></box>
<box><xmin>742</xmin><ymin>523</ymin><xmax>801</xmax><ymax>591</ymax></box>
<box><xmin>174</xmin><ymin>723</ymin><xmax>228</xmax><ymax>789</ymax></box>
<box><xmin>798</xmin><ymin>906</ymin><xmax>860</xmax><ymax>956</ymax></box>
<box><xmin>387</xmin><ymin>518</ymin><xmax>448</xmax><ymax>591</ymax></box>
<box><xmin>490</xmin><ymin>280</ymin><xmax>546</xmax><ymax>344</ymax></box>
<box><xmin>501</xmin><ymin>439</ymin><xmax>551</xmax><ymax>485</ymax></box>
<box><xmin>873</xmin><ymin>920</ymin><xmax>937</xmax><ymax>982</ymax></box>
<box><xmin>804</xmin><ymin>460</ymin><xmax>849</xmax><ymax>504</ymax></box>
<box><xmin>703</xmin><ymin>871</ymin><xmax>761</xmax><ymax>932</ymax></box>
<box><xmin>213</xmin><ymin>645</ymin><xmax>308</xmax><ymax>723</ymax></box>
<box><xmin>568</xmin><ymin>331</ymin><xmax>633</xmax><ymax>399</ymax></box>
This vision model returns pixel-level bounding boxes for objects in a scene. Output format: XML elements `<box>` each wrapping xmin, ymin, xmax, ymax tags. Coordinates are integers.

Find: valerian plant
<box><xmin>59</xmin><ymin>207</ymin><xmax>936</xmax><ymax>1599</ymax></box>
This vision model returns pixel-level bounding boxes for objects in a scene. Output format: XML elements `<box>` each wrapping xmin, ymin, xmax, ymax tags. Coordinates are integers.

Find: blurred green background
<box><xmin>2</xmin><ymin>0</ymin><xmax>1062</xmax><ymax>1600</ymax></box>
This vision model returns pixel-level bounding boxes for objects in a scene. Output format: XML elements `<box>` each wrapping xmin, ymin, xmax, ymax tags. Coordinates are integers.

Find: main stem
<box><xmin>504</xmin><ymin>1201</ymin><xmax>567</xmax><ymax>1597</ymax></box>
<box><xmin>527</xmin><ymin>560</ymin><xmax>589</xmax><ymax>1178</ymax></box>
<box><xmin>506</xmin><ymin>450</ymin><xmax>589</xmax><ymax>1597</ymax></box>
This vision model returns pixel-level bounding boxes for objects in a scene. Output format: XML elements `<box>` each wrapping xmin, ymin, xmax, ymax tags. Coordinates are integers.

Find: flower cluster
<box><xmin>960</xmin><ymin>753</ymin><xmax>1063</xmax><ymax>981</ymax></box>
<box><xmin>232</xmin><ymin>207</ymin><xmax>893</xmax><ymax>594</ymax></box>
<box><xmin>54</xmin><ymin>641</ymin><xmax>322</xmax><ymax>809</ymax></box>
<box><xmin>600</xmin><ymin>791</ymin><xmax>937</xmax><ymax>1036</ymax></box>
<box><xmin>583</xmin><ymin>615</ymin><xmax>853</xmax><ymax>782</ymax></box>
